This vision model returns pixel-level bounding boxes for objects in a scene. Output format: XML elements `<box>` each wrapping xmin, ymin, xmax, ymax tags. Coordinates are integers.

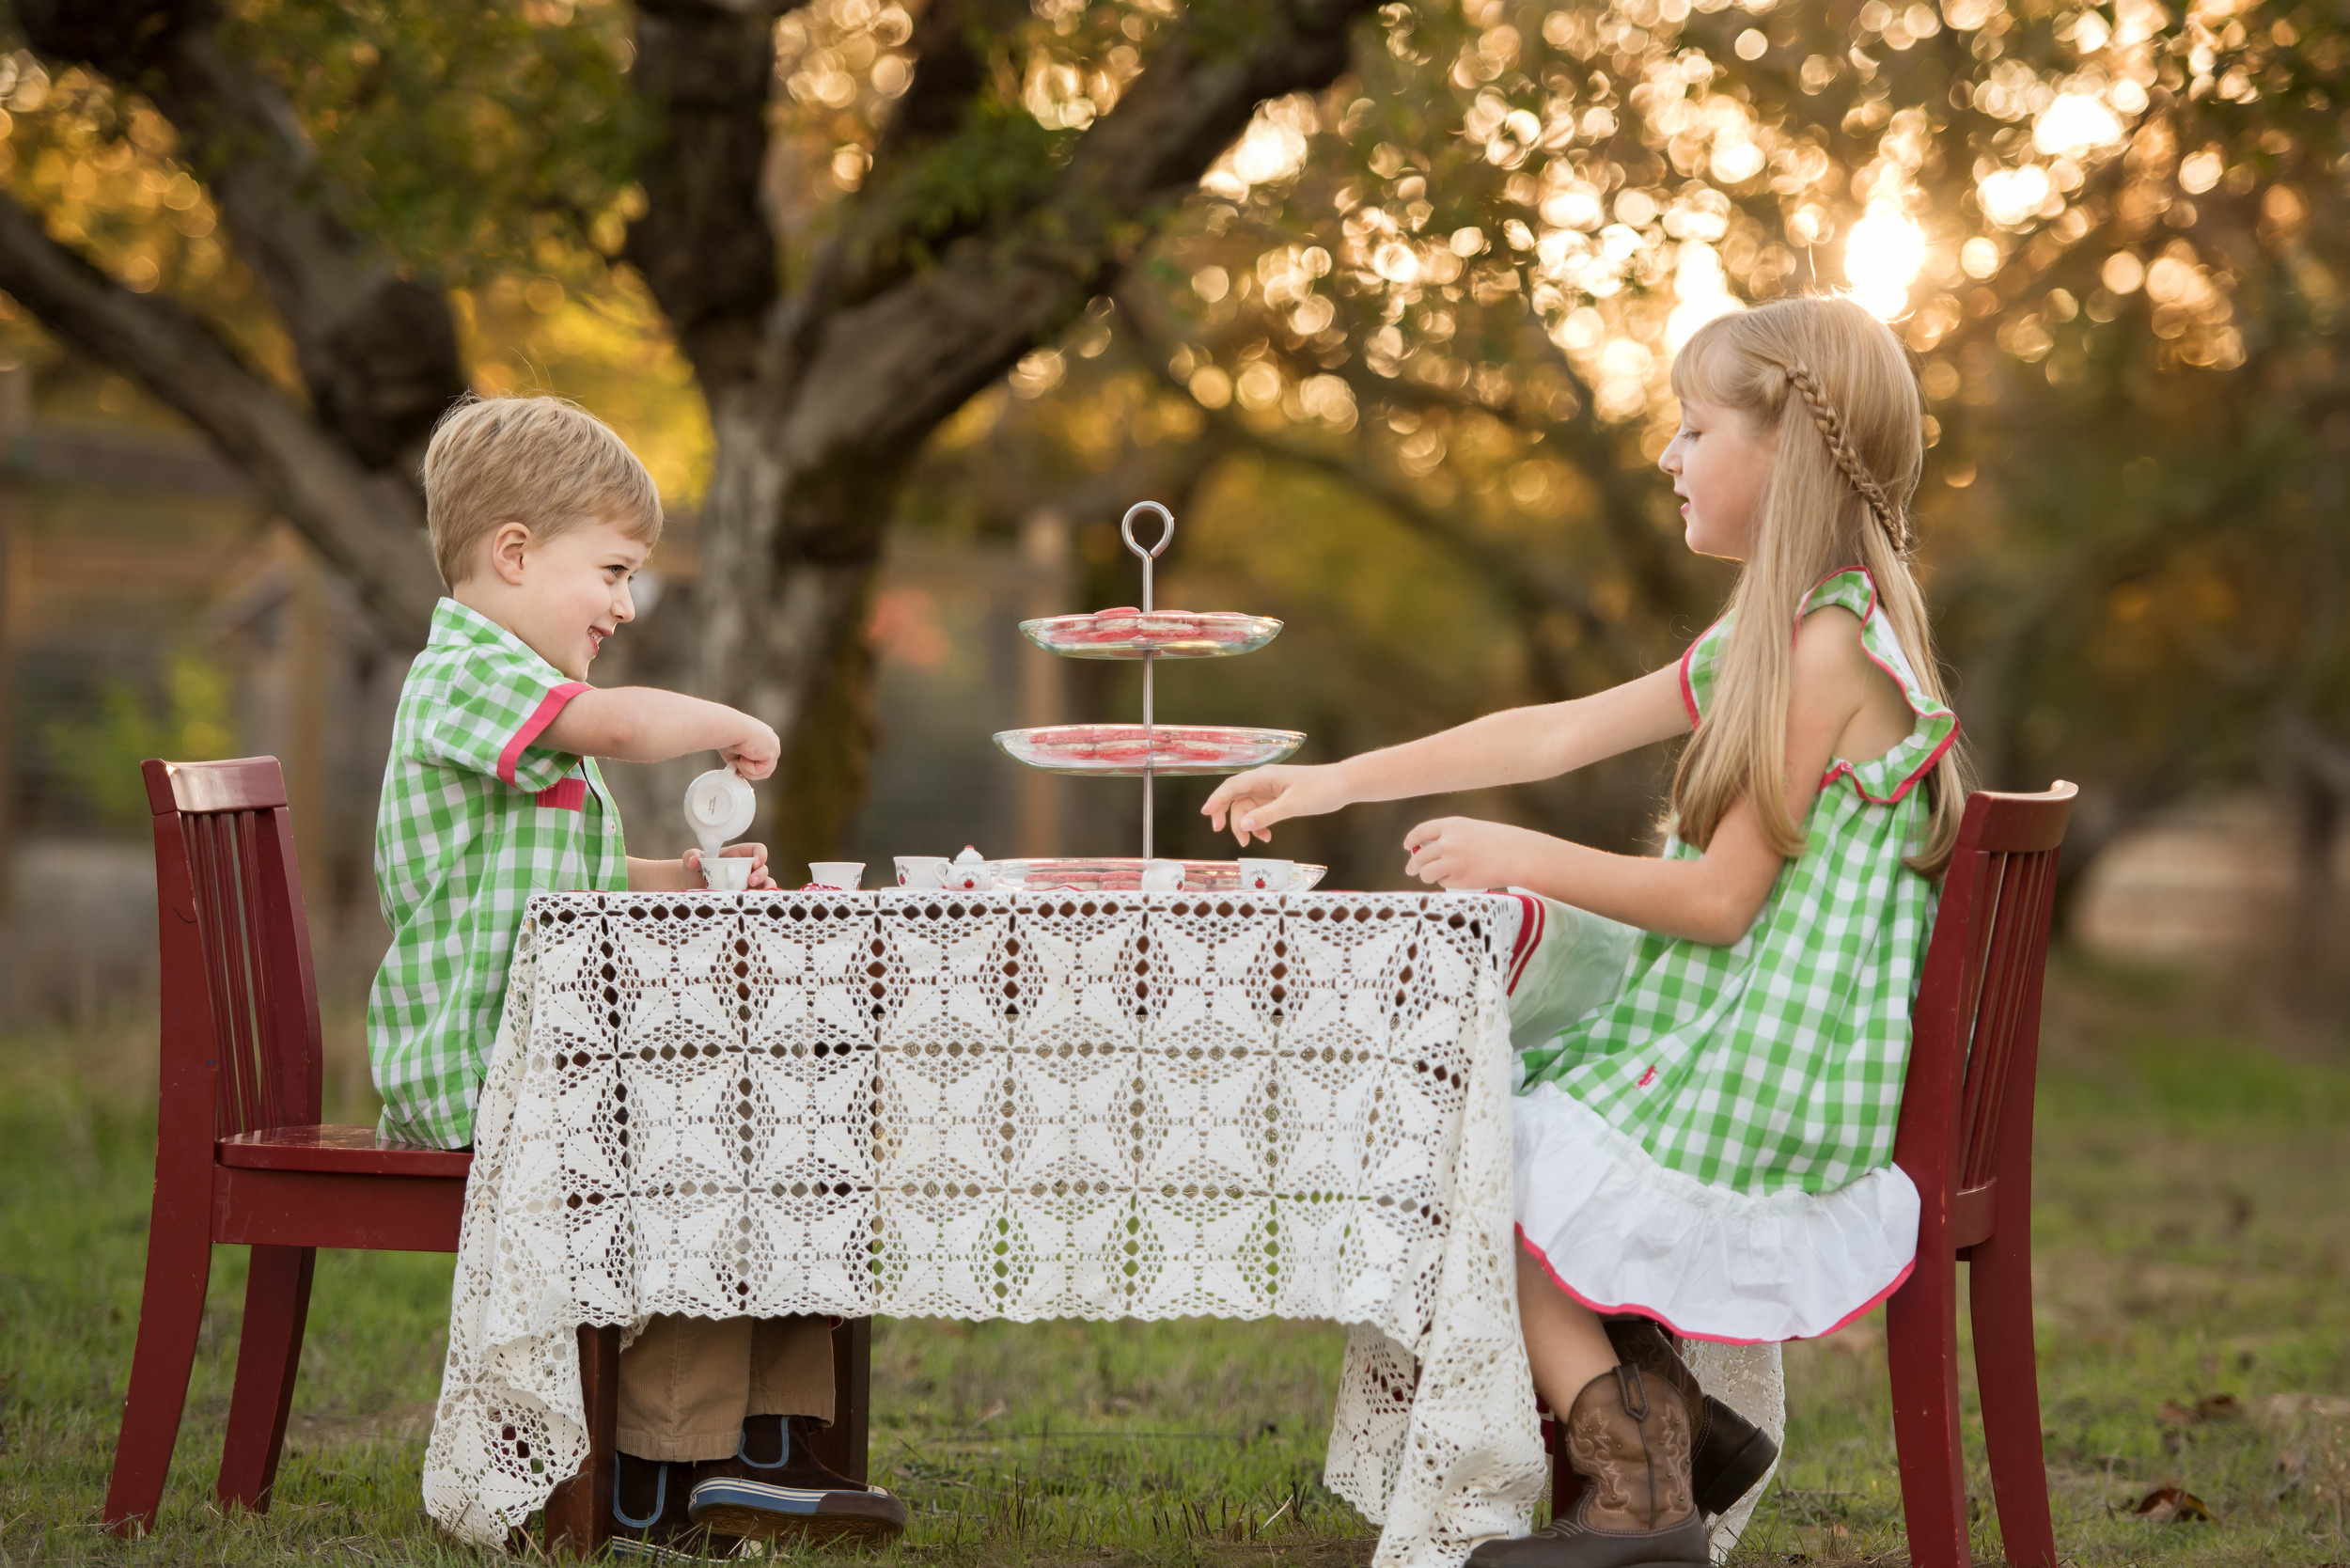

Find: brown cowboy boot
<box><xmin>1604</xmin><ymin>1316</ymin><xmax>1778</xmax><ymax>1517</ymax></box>
<box><xmin>1467</xmin><ymin>1365</ymin><xmax>1710</xmax><ymax>1567</ymax></box>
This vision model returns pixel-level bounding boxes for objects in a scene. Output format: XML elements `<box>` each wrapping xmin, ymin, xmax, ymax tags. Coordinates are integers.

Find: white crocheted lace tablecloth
<box><xmin>422</xmin><ymin>888</ymin><xmax>1549</xmax><ymax>1564</ymax></box>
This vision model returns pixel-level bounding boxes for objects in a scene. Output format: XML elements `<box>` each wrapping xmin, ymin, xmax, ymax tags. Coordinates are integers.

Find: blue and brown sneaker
<box><xmin>609</xmin><ymin>1452</ymin><xmax>742</xmax><ymax>1562</ymax></box>
<box><xmin>686</xmin><ymin>1415</ymin><xmax>908</xmax><ymax>1546</ymax></box>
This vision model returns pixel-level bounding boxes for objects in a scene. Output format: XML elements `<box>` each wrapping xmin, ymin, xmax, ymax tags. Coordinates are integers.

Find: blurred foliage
<box><xmin>909</xmin><ymin>0</ymin><xmax>2350</xmax><ymax>861</ymax></box>
<box><xmin>41</xmin><ymin>652</ymin><xmax>236</xmax><ymax>832</ymax></box>
<box><xmin>2</xmin><ymin>0</ymin><xmax>2345</xmax><ymax>866</ymax></box>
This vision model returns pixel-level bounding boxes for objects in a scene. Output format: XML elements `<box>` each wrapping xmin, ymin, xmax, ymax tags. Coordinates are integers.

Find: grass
<box><xmin>2</xmin><ymin>966</ymin><xmax>2346</xmax><ymax>1566</ymax></box>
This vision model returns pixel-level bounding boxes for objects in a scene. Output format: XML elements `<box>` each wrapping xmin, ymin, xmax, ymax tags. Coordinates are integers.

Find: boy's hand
<box><xmin>1201</xmin><ymin>763</ymin><xmax>1349</xmax><ymax>847</ymax></box>
<box><xmin>1402</xmin><ymin>817</ymin><xmax>1544</xmax><ymax>891</ymax></box>
<box><xmin>684</xmin><ymin>843</ymin><xmax>777</xmax><ymax>890</ymax></box>
<box><xmin>723</xmin><ymin>718</ymin><xmax>781</xmax><ymax>781</ymax></box>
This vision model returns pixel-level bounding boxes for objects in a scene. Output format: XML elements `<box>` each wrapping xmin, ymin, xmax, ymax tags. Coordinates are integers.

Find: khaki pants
<box><xmin>616</xmin><ymin>1314</ymin><xmax>836</xmax><ymax>1463</ymax></box>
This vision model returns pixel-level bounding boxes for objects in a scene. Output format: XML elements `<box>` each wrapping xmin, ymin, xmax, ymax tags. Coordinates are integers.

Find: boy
<box><xmin>370</xmin><ymin>395</ymin><xmax>907</xmax><ymax>1555</ymax></box>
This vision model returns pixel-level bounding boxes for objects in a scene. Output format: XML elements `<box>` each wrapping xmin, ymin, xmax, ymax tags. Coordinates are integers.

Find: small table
<box><xmin>423</xmin><ymin>887</ymin><xmax>1545</xmax><ymax>1567</ymax></box>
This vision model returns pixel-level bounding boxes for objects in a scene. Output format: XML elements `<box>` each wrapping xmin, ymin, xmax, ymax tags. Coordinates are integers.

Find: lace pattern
<box><xmin>1685</xmin><ymin>1341</ymin><xmax>1786</xmax><ymax>1560</ymax></box>
<box><xmin>423</xmin><ymin>889</ymin><xmax>1549</xmax><ymax>1565</ymax></box>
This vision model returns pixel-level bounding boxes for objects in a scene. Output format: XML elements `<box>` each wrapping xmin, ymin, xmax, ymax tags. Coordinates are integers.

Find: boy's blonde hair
<box><xmin>421</xmin><ymin>395</ymin><xmax>663</xmax><ymax>588</ymax></box>
<box><xmin>1668</xmin><ymin>295</ymin><xmax>1973</xmax><ymax>878</ymax></box>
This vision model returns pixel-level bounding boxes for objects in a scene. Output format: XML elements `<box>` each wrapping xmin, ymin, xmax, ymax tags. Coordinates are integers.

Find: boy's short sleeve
<box><xmin>414</xmin><ymin>642</ymin><xmax>590</xmax><ymax>793</ymax></box>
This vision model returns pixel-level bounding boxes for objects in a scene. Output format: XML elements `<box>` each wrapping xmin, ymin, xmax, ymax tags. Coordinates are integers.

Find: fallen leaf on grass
<box><xmin>2157</xmin><ymin>1394</ymin><xmax>2244</xmax><ymax>1425</ymax></box>
<box><xmin>2132</xmin><ymin>1485</ymin><xmax>2217</xmax><ymax>1524</ymax></box>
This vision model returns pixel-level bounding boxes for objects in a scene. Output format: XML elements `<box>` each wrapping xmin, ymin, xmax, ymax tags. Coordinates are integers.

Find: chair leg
<box><xmin>1969</xmin><ymin>1231</ymin><xmax>2058</xmax><ymax>1568</ymax></box>
<box><xmin>102</xmin><ymin>1206</ymin><xmax>215</xmax><ymax>1534</ymax></box>
<box><xmin>216</xmin><ymin>1245</ymin><xmax>316</xmax><ymax>1512</ymax></box>
<box><xmin>1885</xmin><ymin>1248</ymin><xmax>1972</xmax><ymax>1568</ymax></box>
<box><xmin>806</xmin><ymin>1316</ymin><xmax>872</xmax><ymax>1485</ymax></box>
<box><xmin>545</xmin><ymin>1324</ymin><xmax>620</xmax><ymax>1558</ymax></box>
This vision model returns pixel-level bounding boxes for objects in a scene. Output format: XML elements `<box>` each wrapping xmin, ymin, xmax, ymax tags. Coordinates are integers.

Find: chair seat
<box><xmin>217</xmin><ymin>1125</ymin><xmax>473</xmax><ymax>1179</ymax></box>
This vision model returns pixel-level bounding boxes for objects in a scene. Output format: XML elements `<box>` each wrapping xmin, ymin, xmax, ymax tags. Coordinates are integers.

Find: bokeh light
<box><xmin>1844</xmin><ymin>208</ymin><xmax>1926</xmax><ymax>320</ymax></box>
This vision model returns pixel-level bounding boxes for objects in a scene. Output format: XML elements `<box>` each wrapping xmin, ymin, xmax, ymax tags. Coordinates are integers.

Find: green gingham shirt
<box><xmin>368</xmin><ymin>599</ymin><xmax>627</xmax><ymax>1148</ymax></box>
<box><xmin>1518</xmin><ymin>567</ymin><xmax>1958</xmax><ymax>1195</ymax></box>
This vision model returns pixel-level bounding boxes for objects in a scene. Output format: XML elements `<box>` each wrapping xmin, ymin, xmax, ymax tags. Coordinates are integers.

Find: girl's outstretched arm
<box><xmin>1402</xmin><ymin>607</ymin><xmax>1881</xmax><ymax>945</ymax></box>
<box><xmin>1201</xmin><ymin>663</ymin><xmax>1690</xmax><ymax>846</ymax></box>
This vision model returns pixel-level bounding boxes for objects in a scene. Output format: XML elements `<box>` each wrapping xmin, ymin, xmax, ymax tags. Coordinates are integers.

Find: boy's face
<box><xmin>473</xmin><ymin>516</ymin><xmax>649</xmax><ymax>680</ymax></box>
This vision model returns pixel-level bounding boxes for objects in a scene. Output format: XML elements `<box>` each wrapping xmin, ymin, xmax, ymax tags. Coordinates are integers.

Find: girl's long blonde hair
<box><xmin>1668</xmin><ymin>295</ymin><xmax>1972</xmax><ymax>879</ymax></box>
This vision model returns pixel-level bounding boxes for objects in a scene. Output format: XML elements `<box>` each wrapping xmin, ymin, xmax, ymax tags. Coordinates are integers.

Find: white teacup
<box><xmin>1238</xmin><ymin>857</ymin><xmax>1297</xmax><ymax>894</ymax></box>
<box><xmin>1139</xmin><ymin>858</ymin><xmax>1187</xmax><ymax>893</ymax></box>
<box><xmin>896</xmin><ymin>855</ymin><xmax>949</xmax><ymax>889</ymax></box>
<box><xmin>701</xmin><ymin>854</ymin><xmax>755</xmax><ymax>892</ymax></box>
<box><xmin>808</xmin><ymin>861</ymin><xmax>866</xmax><ymax>890</ymax></box>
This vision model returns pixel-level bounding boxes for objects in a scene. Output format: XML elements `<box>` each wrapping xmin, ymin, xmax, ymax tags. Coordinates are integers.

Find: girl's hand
<box><xmin>1201</xmin><ymin>763</ymin><xmax>1349</xmax><ymax>846</ymax></box>
<box><xmin>684</xmin><ymin>843</ymin><xmax>778</xmax><ymax>889</ymax></box>
<box><xmin>723</xmin><ymin>717</ymin><xmax>781</xmax><ymax>781</ymax></box>
<box><xmin>1402</xmin><ymin>817</ymin><xmax>1547</xmax><ymax>891</ymax></box>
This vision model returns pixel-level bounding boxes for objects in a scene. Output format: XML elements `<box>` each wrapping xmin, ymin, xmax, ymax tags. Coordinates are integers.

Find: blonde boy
<box><xmin>370</xmin><ymin>396</ymin><xmax>905</xmax><ymax>1552</ymax></box>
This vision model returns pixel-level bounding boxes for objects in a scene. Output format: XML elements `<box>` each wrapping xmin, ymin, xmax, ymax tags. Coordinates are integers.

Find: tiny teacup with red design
<box><xmin>700</xmin><ymin>854</ymin><xmax>756</xmax><ymax>892</ymax></box>
<box><xmin>1237</xmin><ymin>858</ymin><xmax>1300</xmax><ymax>895</ymax></box>
<box><xmin>896</xmin><ymin>855</ymin><xmax>949</xmax><ymax>889</ymax></box>
<box><xmin>808</xmin><ymin>861</ymin><xmax>865</xmax><ymax>890</ymax></box>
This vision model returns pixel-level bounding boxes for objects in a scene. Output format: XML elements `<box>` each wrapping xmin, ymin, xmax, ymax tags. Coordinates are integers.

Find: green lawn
<box><xmin>3</xmin><ymin>968</ymin><xmax>2345</xmax><ymax>1566</ymax></box>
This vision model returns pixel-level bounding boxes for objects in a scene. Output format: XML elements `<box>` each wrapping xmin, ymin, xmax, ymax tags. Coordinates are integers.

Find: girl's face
<box><xmin>1660</xmin><ymin>396</ymin><xmax>1778</xmax><ymax>561</ymax></box>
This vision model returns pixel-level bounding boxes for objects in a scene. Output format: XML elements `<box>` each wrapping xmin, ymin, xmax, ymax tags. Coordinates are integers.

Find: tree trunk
<box><xmin>694</xmin><ymin>383</ymin><xmax>901</xmax><ymax>861</ymax></box>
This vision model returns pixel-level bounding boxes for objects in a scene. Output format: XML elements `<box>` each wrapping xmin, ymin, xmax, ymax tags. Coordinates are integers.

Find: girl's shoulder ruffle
<box><xmin>1800</xmin><ymin>566</ymin><xmax>1957</xmax><ymax>806</ymax></box>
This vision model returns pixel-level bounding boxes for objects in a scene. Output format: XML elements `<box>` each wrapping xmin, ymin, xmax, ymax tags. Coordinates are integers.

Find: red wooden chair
<box><xmin>1543</xmin><ymin>782</ymin><xmax>2076</xmax><ymax>1567</ymax></box>
<box><xmin>1885</xmin><ymin>780</ymin><xmax>2076</xmax><ymax>1568</ymax></box>
<box><xmin>104</xmin><ymin>755</ymin><xmax>871</xmax><ymax>1550</ymax></box>
<box><xmin>102</xmin><ymin>756</ymin><xmax>474</xmax><ymax>1535</ymax></box>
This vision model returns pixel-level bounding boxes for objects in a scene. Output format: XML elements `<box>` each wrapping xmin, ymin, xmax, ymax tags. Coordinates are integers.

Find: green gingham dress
<box><xmin>368</xmin><ymin>600</ymin><xmax>628</xmax><ymax>1149</ymax></box>
<box><xmin>1505</xmin><ymin>567</ymin><xmax>1956</xmax><ymax>1342</ymax></box>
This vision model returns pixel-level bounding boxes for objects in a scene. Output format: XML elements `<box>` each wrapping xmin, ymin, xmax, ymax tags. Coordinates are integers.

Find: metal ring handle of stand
<box><xmin>1121</xmin><ymin>502</ymin><xmax>1173</xmax><ymax>861</ymax></box>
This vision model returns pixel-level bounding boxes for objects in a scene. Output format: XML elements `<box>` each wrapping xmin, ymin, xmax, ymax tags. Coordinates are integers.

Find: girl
<box><xmin>1202</xmin><ymin>295</ymin><xmax>1965</xmax><ymax>1567</ymax></box>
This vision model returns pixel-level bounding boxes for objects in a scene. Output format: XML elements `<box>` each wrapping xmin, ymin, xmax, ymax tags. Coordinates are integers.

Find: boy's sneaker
<box><xmin>610</xmin><ymin>1452</ymin><xmax>744</xmax><ymax>1561</ymax></box>
<box><xmin>686</xmin><ymin>1415</ymin><xmax>908</xmax><ymax>1545</ymax></box>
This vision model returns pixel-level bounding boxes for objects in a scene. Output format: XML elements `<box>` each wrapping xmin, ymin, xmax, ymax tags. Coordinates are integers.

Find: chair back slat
<box><xmin>1897</xmin><ymin>784</ymin><xmax>2076</xmax><ymax>1225</ymax></box>
<box><xmin>1957</xmin><ymin>852</ymin><xmax>2029</xmax><ymax>1189</ymax></box>
<box><xmin>144</xmin><ymin>758</ymin><xmax>323</xmax><ymax>1139</ymax></box>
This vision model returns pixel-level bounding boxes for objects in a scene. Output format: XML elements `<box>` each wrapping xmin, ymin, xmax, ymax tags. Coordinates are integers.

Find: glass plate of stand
<box><xmin>1019</xmin><ymin>610</ymin><xmax>1283</xmax><ymax>659</ymax></box>
<box><xmin>993</xmin><ymin>724</ymin><xmax>1304</xmax><ymax>776</ymax></box>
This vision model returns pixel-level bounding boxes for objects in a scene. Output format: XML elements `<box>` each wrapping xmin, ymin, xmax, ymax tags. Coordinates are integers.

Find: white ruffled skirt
<box><xmin>1512</xmin><ymin>1084</ymin><xmax>1918</xmax><ymax>1343</ymax></box>
<box><xmin>1501</xmin><ymin>889</ymin><xmax>1919</xmax><ymax>1344</ymax></box>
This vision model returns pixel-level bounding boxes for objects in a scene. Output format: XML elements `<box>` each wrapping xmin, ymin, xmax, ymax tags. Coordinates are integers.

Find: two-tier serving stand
<box><xmin>990</xmin><ymin>502</ymin><xmax>1323</xmax><ymax>893</ymax></box>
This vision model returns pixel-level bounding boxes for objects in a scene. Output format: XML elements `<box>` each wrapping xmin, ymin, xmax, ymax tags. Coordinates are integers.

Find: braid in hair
<box><xmin>1773</xmin><ymin>357</ymin><xmax>1912</xmax><ymax>552</ymax></box>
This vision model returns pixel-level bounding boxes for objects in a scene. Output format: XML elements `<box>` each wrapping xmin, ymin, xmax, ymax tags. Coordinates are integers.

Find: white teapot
<box><xmin>948</xmin><ymin>846</ymin><xmax>994</xmax><ymax>892</ymax></box>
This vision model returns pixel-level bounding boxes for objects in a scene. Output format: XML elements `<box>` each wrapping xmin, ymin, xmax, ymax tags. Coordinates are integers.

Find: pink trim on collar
<box><xmin>499</xmin><ymin>682</ymin><xmax>591</xmax><ymax>786</ymax></box>
<box><xmin>1515</xmin><ymin>1223</ymin><xmax>1915</xmax><ymax>1345</ymax></box>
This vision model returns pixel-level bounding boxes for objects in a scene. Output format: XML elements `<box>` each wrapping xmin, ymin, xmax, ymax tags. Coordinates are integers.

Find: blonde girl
<box><xmin>1202</xmin><ymin>296</ymin><xmax>1965</xmax><ymax>1567</ymax></box>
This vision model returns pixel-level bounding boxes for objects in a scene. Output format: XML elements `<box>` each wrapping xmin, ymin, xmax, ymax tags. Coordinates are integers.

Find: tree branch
<box><xmin>782</xmin><ymin>0</ymin><xmax>1381</xmax><ymax>463</ymax></box>
<box><xmin>20</xmin><ymin>0</ymin><xmax>468</xmax><ymax>473</ymax></box>
<box><xmin>0</xmin><ymin>194</ymin><xmax>443</xmax><ymax>639</ymax></box>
